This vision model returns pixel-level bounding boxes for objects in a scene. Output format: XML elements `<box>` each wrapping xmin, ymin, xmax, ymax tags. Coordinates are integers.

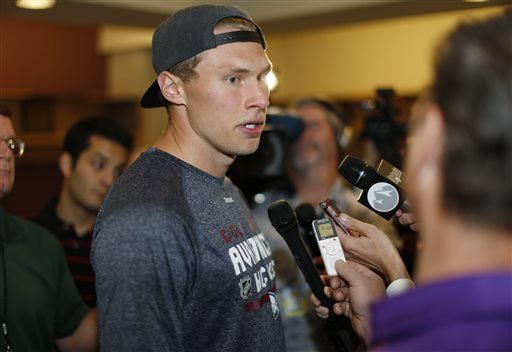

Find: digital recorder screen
<box><xmin>314</xmin><ymin>220</ymin><xmax>337</xmax><ymax>241</ymax></box>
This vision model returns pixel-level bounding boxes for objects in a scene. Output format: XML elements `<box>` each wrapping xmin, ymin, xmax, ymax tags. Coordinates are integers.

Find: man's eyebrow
<box><xmin>260</xmin><ymin>63</ymin><xmax>273</xmax><ymax>75</ymax></box>
<box><xmin>224</xmin><ymin>67</ymin><xmax>251</xmax><ymax>75</ymax></box>
<box><xmin>222</xmin><ymin>63</ymin><xmax>272</xmax><ymax>75</ymax></box>
<box><xmin>89</xmin><ymin>150</ymin><xmax>110</xmax><ymax>160</ymax></box>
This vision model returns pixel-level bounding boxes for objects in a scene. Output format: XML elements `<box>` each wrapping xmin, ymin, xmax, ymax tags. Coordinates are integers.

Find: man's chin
<box><xmin>235</xmin><ymin>144</ymin><xmax>260</xmax><ymax>157</ymax></box>
<box><xmin>84</xmin><ymin>203</ymin><xmax>101</xmax><ymax>214</ymax></box>
<box><xmin>0</xmin><ymin>182</ymin><xmax>13</xmax><ymax>200</ymax></box>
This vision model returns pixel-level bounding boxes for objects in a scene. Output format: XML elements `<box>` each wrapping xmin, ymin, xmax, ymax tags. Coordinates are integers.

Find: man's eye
<box><xmin>226</xmin><ymin>76</ymin><xmax>241</xmax><ymax>85</ymax></box>
<box><xmin>258</xmin><ymin>73</ymin><xmax>268</xmax><ymax>81</ymax></box>
<box><xmin>92</xmin><ymin>160</ymin><xmax>105</xmax><ymax>170</ymax></box>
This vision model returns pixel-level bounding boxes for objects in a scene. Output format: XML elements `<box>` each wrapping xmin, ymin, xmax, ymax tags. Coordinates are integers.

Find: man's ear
<box><xmin>411</xmin><ymin>103</ymin><xmax>445</xmax><ymax>210</ymax></box>
<box><xmin>157</xmin><ymin>71</ymin><xmax>186</xmax><ymax>106</ymax></box>
<box><xmin>421</xmin><ymin>104</ymin><xmax>445</xmax><ymax>170</ymax></box>
<box><xmin>58</xmin><ymin>152</ymin><xmax>73</xmax><ymax>177</ymax></box>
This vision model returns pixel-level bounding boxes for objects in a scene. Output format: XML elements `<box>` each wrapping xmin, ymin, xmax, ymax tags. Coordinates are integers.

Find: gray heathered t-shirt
<box><xmin>91</xmin><ymin>148</ymin><xmax>285</xmax><ymax>351</ymax></box>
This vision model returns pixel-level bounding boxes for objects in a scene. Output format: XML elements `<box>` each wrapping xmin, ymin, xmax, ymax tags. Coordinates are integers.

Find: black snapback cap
<box><xmin>141</xmin><ymin>4</ymin><xmax>266</xmax><ymax>108</ymax></box>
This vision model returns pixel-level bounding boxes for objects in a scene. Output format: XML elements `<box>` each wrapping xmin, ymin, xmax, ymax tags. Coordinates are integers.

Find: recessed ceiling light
<box><xmin>464</xmin><ymin>0</ymin><xmax>490</xmax><ymax>3</ymax></box>
<box><xmin>16</xmin><ymin>0</ymin><xmax>56</xmax><ymax>10</ymax></box>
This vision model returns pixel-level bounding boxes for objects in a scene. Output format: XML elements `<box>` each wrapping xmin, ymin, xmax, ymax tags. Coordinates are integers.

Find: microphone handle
<box><xmin>280</xmin><ymin>230</ymin><xmax>332</xmax><ymax>311</ymax></box>
<box><xmin>282</xmin><ymin>230</ymin><xmax>359</xmax><ymax>352</ymax></box>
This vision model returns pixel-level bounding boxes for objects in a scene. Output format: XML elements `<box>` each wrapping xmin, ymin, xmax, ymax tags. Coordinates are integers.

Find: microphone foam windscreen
<box><xmin>295</xmin><ymin>203</ymin><xmax>317</xmax><ymax>230</ymax></box>
<box><xmin>338</xmin><ymin>155</ymin><xmax>368</xmax><ymax>185</ymax></box>
<box><xmin>267</xmin><ymin>200</ymin><xmax>296</xmax><ymax>228</ymax></box>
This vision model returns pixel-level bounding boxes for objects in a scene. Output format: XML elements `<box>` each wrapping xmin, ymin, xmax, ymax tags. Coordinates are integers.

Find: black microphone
<box><xmin>267</xmin><ymin>200</ymin><xmax>332</xmax><ymax>311</ymax></box>
<box><xmin>268</xmin><ymin>199</ymin><xmax>358</xmax><ymax>352</ymax></box>
<box><xmin>338</xmin><ymin>155</ymin><xmax>411</xmax><ymax>220</ymax></box>
<box><xmin>295</xmin><ymin>203</ymin><xmax>321</xmax><ymax>258</ymax></box>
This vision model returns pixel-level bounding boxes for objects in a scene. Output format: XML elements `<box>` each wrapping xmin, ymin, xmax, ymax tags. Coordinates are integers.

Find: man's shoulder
<box><xmin>115</xmin><ymin>149</ymin><xmax>186</xmax><ymax>192</ymax></box>
<box><xmin>8</xmin><ymin>212</ymin><xmax>62</xmax><ymax>248</ymax></box>
<box><xmin>96</xmin><ymin>156</ymin><xmax>190</xmax><ymax>234</ymax></box>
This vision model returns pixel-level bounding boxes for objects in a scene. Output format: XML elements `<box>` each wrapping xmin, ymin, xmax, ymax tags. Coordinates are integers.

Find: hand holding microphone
<box><xmin>267</xmin><ymin>200</ymin><xmax>333</xmax><ymax>311</ymax></box>
<box><xmin>268</xmin><ymin>199</ymin><xmax>359</xmax><ymax>352</ymax></box>
<box><xmin>395</xmin><ymin>208</ymin><xmax>419</xmax><ymax>231</ymax></box>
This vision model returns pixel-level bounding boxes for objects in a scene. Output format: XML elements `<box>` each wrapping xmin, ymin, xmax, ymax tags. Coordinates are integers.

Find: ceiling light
<box><xmin>16</xmin><ymin>0</ymin><xmax>56</xmax><ymax>10</ymax></box>
<box><xmin>463</xmin><ymin>0</ymin><xmax>489</xmax><ymax>2</ymax></box>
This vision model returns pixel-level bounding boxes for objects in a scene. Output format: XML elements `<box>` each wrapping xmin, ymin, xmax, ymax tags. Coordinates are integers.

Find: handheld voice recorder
<box><xmin>311</xmin><ymin>218</ymin><xmax>346</xmax><ymax>276</ymax></box>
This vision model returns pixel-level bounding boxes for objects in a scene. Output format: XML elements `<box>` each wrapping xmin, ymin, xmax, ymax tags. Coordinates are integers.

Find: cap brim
<box><xmin>140</xmin><ymin>80</ymin><xmax>164</xmax><ymax>108</ymax></box>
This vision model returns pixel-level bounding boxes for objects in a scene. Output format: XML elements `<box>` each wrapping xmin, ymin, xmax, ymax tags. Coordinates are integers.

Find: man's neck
<box><xmin>56</xmin><ymin>195</ymin><xmax>96</xmax><ymax>237</ymax></box>
<box><xmin>155</xmin><ymin>119</ymin><xmax>232</xmax><ymax>178</ymax></box>
<box><xmin>415</xmin><ymin>215</ymin><xmax>512</xmax><ymax>285</ymax></box>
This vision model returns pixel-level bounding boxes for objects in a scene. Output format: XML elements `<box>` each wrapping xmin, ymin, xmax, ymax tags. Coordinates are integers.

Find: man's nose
<box><xmin>248</xmin><ymin>80</ymin><xmax>270</xmax><ymax>110</ymax></box>
<box><xmin>99</xmin><ymin>169</ymin><xmax>116</xmax><ymax>187</ymax></box>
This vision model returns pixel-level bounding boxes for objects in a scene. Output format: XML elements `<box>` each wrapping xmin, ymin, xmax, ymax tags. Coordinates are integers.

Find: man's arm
<box><xmin>55</xmin><ymin>308</ymin><xmax>98</xmax><ymax>352</ymax></box>
<box><xmin>92</xmin><ymin>207</ymin><xmax>193</xmax><ymax>351</ymax></box>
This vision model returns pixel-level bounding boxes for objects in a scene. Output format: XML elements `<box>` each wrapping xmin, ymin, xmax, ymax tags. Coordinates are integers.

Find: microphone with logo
<box><xmin>338</xmin><ymin>155</ymin><xmax>411</xmax><ymax>220</ymax></box>
<box><xmin>268</xmin><ymin>199</ymin><xmax>358</xmax><ymax>352</ymax></box>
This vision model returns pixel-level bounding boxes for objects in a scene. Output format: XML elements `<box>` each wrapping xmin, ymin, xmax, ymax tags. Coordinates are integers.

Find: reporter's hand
<box><xmin>333</xmin><ymin>260</ymin><xmax>386</xmax><ymax>344</ymax></box>
<box><xmin>310</xmin><ymin>293</ymin><xmax>330</xmax><ymax>319</ymax></box>
<box><xmin>310</xmin><ymin>275</ymin><xmax>347</xmax><ymax>319</ymax></box>
<box><xmin>335</xmin><ymin>213</ymin><xmax>410</xmax><ymax>284</ymax></box>
<box><xmin>395</xmin><ymin>209</ymin><xmax>419</xmax><ymax>231</ymax></box>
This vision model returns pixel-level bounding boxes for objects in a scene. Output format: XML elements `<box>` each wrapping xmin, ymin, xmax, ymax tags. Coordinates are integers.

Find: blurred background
<box><xmin>1</xmin><ymin>0</ymin><xmax>509</xmax><ymax>217</ymax></box>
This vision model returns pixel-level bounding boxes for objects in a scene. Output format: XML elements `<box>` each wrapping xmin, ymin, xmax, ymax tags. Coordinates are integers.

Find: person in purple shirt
<box><xmin>312</xmin><ymin>9</ymin><xmax>512</xmax><ymax>352</ymax></box>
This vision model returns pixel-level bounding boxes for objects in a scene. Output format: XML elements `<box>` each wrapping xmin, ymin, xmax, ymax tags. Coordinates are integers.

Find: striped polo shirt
<box><xmin>35</xmin><ymin>198</ymin><xmax>96</xmax><ymax>307</ymax></box>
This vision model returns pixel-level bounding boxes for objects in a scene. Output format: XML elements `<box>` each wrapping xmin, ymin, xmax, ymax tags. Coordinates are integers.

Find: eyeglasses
<box><xmin>1</xmin><ymin>138</ymin><xmax>25</xmax><ymax>157</ymax></box>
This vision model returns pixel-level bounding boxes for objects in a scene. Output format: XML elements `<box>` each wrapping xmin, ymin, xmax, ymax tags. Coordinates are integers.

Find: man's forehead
<box><xmin>85</xmin><ymin>135</ymin><xmax>128</xmax><ymax>154</ymax></box>
<box><xmin>80</xmin><ymin>145</ymin><xmax>128</xmax><ymax>166</ymax></box>
<box><xmin>295</xmin><ymin>105</ymin><xmax>327</xmax><ymax>119</ymax></box>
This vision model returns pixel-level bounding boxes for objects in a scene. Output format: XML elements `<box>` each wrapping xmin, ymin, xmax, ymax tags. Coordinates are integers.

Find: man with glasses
<box><xmin>0</xmin><ymin>102</ymin><xmax>98</xmax><ymax>351</ymax></box>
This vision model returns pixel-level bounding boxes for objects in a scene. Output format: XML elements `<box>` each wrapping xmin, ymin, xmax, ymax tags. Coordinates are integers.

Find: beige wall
<box><xmin>266</xmin><ymin>6</ymin><xmax>505</xmax><ymax>102</ymax></box>
<box><xmin>106</xmin><ymin>49</ymin><xmax>167</xmax><ymax>147</ymax></box>
<box><xmin>100</xmin><ymin>6</ymin><xmax>507</xmax><ymax>144</ymax></box>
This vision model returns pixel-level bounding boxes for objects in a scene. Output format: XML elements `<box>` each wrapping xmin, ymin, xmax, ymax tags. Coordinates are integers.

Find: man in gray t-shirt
<box><xmin>91</xmin><ymin>4</ymin><xmax>285</xmax><ymax>352</ymax></box>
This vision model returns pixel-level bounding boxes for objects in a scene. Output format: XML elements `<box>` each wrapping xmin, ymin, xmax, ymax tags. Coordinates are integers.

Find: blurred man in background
<box><xmin>0</xmin><ymin>102</ymin><xmax>97</xmax><ymax>351</ymax></box>
<box><xmin>315</xmin><ymin>9</ymin><xmax>512</xmax><ymax>351</ymax></box>
<box><xmin>36</xmin><ymin>116</ymin><xmax>133</xmax><ymax>307</ymax></box>
<box><xmin>286</xmin><ymin>97</ymin><xmax>399</xmax><ymax>246</ymax></box>
<box><xmin>252</xmin><ymin>96</ymin><xmax>400</xmax><ymax>351</ymax></box>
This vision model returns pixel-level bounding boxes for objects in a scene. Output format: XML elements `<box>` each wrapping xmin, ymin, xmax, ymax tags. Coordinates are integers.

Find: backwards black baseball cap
<box><xmin>141</xmin><ymin>4</ymin><xmax>266</xmax><ymax>108</ymax></box>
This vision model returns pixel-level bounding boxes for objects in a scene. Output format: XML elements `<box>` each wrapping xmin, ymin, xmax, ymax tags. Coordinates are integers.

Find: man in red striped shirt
<box><xmin>36</xmin><ymin>116</ymin><xmax>133</xmax><ymax>306</ymax></box>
